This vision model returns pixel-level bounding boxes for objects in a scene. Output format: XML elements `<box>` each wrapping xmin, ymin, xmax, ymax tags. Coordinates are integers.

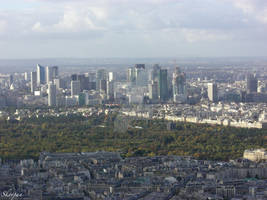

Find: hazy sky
<box><xmin>0</xmin><ymin>0</ymin><xmax>267</xmax><ymax>59</ymax></box>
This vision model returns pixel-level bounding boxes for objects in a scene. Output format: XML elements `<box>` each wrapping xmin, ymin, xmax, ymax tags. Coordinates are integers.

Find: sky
<box><xmin>0</xmin><ymin>0</ymin><xmax>267</xmax><ymax>59</ymax></box>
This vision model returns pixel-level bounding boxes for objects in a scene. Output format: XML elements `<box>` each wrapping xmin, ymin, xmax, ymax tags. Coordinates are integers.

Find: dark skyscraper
<box><xmin>158</xmin><ymin>69</ymin><xmax>168</xmax><ymax>101</ymax></box>
<box><xmin>246</xmin><ymin>73</ymin><xmax>257</xmax><ymax>94</ymax></box>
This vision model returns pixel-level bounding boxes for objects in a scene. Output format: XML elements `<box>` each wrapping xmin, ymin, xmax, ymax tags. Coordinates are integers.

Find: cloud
<box><xmin>1</xmin><ymin>0</ymin><xmax>267</xmax><ymax>58</ymax></box>
<box><xmin>233</xmin><ymin>0</ymin><xmax>267</xmax><ymax>24</ymax></box>
<box><xmin>181</xmin><ymin>29</ymin><xmax>232</xmax><ymax>43</ymax></box>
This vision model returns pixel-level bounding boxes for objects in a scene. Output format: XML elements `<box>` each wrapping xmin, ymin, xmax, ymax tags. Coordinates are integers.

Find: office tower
<box><xmin>46</xmin><ymin>66</ymin><xmax>53</xmax><ymax>84</ymax></box>
<box><xmin>54</xmin><ymin>78</ymin><xmax>65</xmax><ymax>90</ymax></box>
<box><xmin>135</xmin><ymin>65</ymin><xmax>147</xmax><ymax>86</ymax></box>
<box><xmin>127</xmin><ymin>67</ymin><xmax>135</xmax><ymax>83</ymax></box>
<box><xmin>48</xmin><ymin>83</ymin><xmax>56</xmax><ymax>107</ymax></box>
<box><xmin>24</xmin><ymin>72</ymin><xmax>29</xmax><ymax>81</ymax></box>
<box><xmin>71</xmin><ymin>74</ymin><xmax>78</xmax><ymax>81</ymax></box>
<box><xmin>88</xmin><ymin>82</ymin><xmax>96</xmax><ymax>90</ymax></box>
<box><xmin>107</xmin><ymin>80</ymin><xmax>114</xmax><ymax>100</ymax></box>
<box><xmin>150</xmin><ymin>64</ymin><xmax>161</xmax><ymax>81</ymax></box>
<box><xmin>30</xmin><ymin>71</ymin><xmax>37</xmax><ymax>93</ymax></box>
<box><xmin>9</xmin><ymin>75</ymin><xmax>13</xmax><ymax>87</ymax></box>
<box><xmin>208</xmin><ymin>83</ymin><xmax>218</xmax><ymax>102</ymax></box>
<box><xmin>172</xmin><ymin>67</ymin><xmax>187</xmax><ymax>103</ymax></box>
<box><xmin>108</xmin><ymin>72</ymin><xmax>115</xmax><ymax>82</ymax></box>
<box><xmin>96</xmin><ymin>69</ymin><xmax>107</xmax><ymax>91</ymax></box>
<box><xmin>78</xmin><ymin>74</ymin><xmax>89</xmax><ymax>91</ymax></box>
<box><xmin>158</xmin><ymin>69</ymin><xmax>168</xmax><ymax>101</ymax></box>
<box><xmin>52</xmin><ymin>66</ymin><xmax>59</xmax><ymax>79</ymax></box>
<box><xmin>148</xmin><ymin>81</ymin><xmax>158</xmax><ymax>102</ymax></box>
<box><xmin>246</xmin><ymin>73</ymin><xmax>257</xmax><ymax>94</ymax></box>
<box><xmin>37</xmin><ymin>64</ymin><xmax>45</xmax><ymax>85</ymax></box>
<box><xmin>135</xmin><ymin>64</ymin><xmax>145</xmax><ymax>69</ymax></box>
<box><xmin>100</xmin><ymin>79</ymin><xmax>107</xmax><ymax>93</ymax></box>
<box><xmin>71</xmin><ymin>80</ymin><xmax>81</xmax><ymax>96</ymax></box>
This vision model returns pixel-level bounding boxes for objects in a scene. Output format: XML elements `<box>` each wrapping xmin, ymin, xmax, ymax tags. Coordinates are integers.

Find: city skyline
<box><xmin>0</xmin><ymin>0</ymin><xmax>267</xmax><ymax>59</ymax></box>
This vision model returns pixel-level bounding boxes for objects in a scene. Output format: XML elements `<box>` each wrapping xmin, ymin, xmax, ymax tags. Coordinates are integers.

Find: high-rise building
<box><xmin>158</xmin><ymin>69</ymin><xmax>168</xmax><ymax>101</ymax></box>
<box><xmin>52</xmin><ymin>66</ymin><xmax>59</xmax><ymax>79</ymax></box>
<box><xmin>172</xmin><ymin>67</ymin><xmax>187</xmax><ymax>103</ymax></box>
<box><xmin>127</xmin><ymin>67</ymin><xmax>135</xmax><ymax>84</ymax></box>
<box><xmin>54</xmin><ymin>78</ymin><xmax>65</xmax><ymax>90</ymax></box>
<box><xmin>208</xmin><ymin>83</ymin><xmax>218</xmax><ymax>102</ymax></box>
<box><xmin>37</xmin><ymin>64</ymin><xmax>45</xmax><ymax>85</ymax></box>
<box><xmin>46</xmin><ymin>66</ymin><xmax>53</xmax><ymax>84</ymax></box>
<box><xmin>24</xmin><ymin>72</ymin><xmax>29</xmax><ymax>81</ymax></box>
<box><xmin>150</xmin><ymin>64</ymin><xmax>161</xmax><ymax>82</ymax></box>
<box><xmin>107</xmin><ymin>80</ymin><xmax>114</xmax><ymax>100</ymax></box>
<box><xmin>30</xmin><ymin>71</ymin><xmax>37</xmax><ymax>93</ymax></box>
<box><xmin>9</xmin><ymin>75</ymin><xmax>13</xmax><ymax>87</ymax></box>
<box><xmin>246</xmin><ymin>73</ymin><xmax>257</xmax><ymax>94</ymax></box>
<box><xmin>78</xmin><ymin>74</ymin><xmax>89</xmax><ymax>91</ymax></box>
<box><xmin>71</xmin><ymin>80</ymin><xmax>81</xmax><ymax>96</ymax></box>
<box><xmin>100</xmin><ymin>79</ymin><xmax>107</xmax><ymax>93</ymax></box>
<box><xmin>135</xmin><ymin>66</ymin><xmax>147</xmax><ymax>86</ymax></box>
<box><xmin>127</xmin><ymin>64</ymin><xmax>147</xmax><ymax>86</ymax></box>
<box><xmin>71</xmin><ymin>74</ymin><xmax>78</xmax><ymax>81</ymax></box>
<box><xmin>108</xmin><ymin>72</ymin><xmax>115</xmax><ymax>82</ymax></box>
<box><xmin>148</xmin><ymin>81</ymin><xmax>158</xmax><ymax>102</ymax></box>
<box><xmin>48</xmin><ymin>83</ymin><xmax>56</xmax><ymax>107</ymax></box>
<box><xmin>96</xmin><ymin>69</ymin><xmax>107</xmax><ymax>91</ymax></box>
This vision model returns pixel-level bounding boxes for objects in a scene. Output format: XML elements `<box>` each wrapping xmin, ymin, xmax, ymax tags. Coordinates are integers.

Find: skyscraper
<box><xmin>148</xmin><ymin>81</ymin><xmax>158</xmax><ymax>102</ymax></box>
<box><xmin>30</xmin><ymin>71</ymin><xmax>37</xmax><ymax>93</ymax></box>
<box><xmin>46</xmin><ymin>66</ymin><xmax>53</xmax><ymax>84</ymax></box>
<box><xmin>127</xmin><ymin>67</ymin><xmax>135</xmax><ymax>84</ymax></box>
<box><xmin>150</xmin><ymin>64</ymin><xmax>161</xmax><ymax>82</ymax></box>
<box><xmin>71</xmin><ymin>80</ymin><xmax>81</xmax><ymax>96</ymax></box>
<box><xmin>96</xmin><ymin>69</ymin><xmax>107</xmax><ymax>91</ymax></box>
<box><xmin>208</xmin><ymin>83</ymin><xmax>218</xmax><ymax>102</ymax></box>
<box><xmin>107</xmin><ymin>80</ymin><xmax>114</xmax><ymax>100</ymax></box>
<box><xmin>48</xmin><ymin>83</ymin><xmax>56</xmax><ymax>107</ymax></box>
<box><xmin>246</xmin><ymin>73</ymin><xmax>257</xmax><ymax>94</ymax></box>
<box><xmin>172</xmin><ymin>67</ymin><xmax>187</xmax><ymax>103</ymax></box>
<box><xmin>78</xmin><ymin>74</ymin><xmax>89</xmax><ymax>91</ymax></box>
<box><xmin>52</xmin><ymin>66</ymin><xmax>59</xmax><ymax>79</ymax></box>
<box><xmin>37</xmin><ymin>64</ymin><xmax>45</xmax><ymax>85</ymax></box>
<box><xmin>135</xmin><ymin>65</ymin><xmax>147</xmax><ymax>86</ymax></box>
<box><xmin>158</xmin><ymin>69</ymin><xmax>168</xmax><ymax>101</ymax></box>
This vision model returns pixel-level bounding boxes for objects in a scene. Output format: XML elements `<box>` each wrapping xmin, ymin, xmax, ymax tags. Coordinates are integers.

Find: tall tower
<box><xmin>150</xmin><ymin>64</ymin><xmax>161</xmax><ymax>82</ymax></box>
<box><xmin>172</xmin><ymin>67</ymin><xmax>187</xmax><ymax>103</ymax></box>
<box><xmin>52</xmin><ymin>66</ymin><xmax>59</xmax><ymax>79</ymax></box>
<box><xmin>30</xmin><ymin>71</ymin><xmax>37</xmax><ymax>93</ymax></box>
<box><xmin>71</xmin><ymin>80</ymin><xmax>81</xmax><ymax>96</ymax></box>
<box><xmin>208</xmin><ymin>83</ymin><xmax>218</xmax><ymax>102</ymax></box>
<box><xmin>246</xmin><ymin>73</ymin><xmax>257</xmax><ymax>94</ymax></box>
<box><xmin>96</xmin><ymin>69</ymin><xmax>107</xmax><ymax>91</ymax></box>
<box><xmin>149</xmin><ymin>81</ymin><xmax>158</xmax><ymax>102</ymax></box>
<box><xmin>37</xmin><ymin>64</ymin><xmax>45</xmax><ymax>85</ymax></box>
<box><xmin>46</xmin><ymin>66</ymin><xmax>53</xmax><ymax>84</ymax></box>
<box><xmin>48</xmin><ymin>83</ymin><xmax>56</xmax><ymax>107</ymax></box>
<box><xmin>158</xmin><ymin>69</ymin><xmax>168</xmax><ymax>101</ymax></box>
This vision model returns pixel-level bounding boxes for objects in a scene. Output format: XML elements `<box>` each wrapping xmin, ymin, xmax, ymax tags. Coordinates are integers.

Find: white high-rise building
<box><xmin>48</xmin><ymin>83</ymin><xmax>56</xmax><ymax>107</ymax></box>
<box><xmin>46</xmin><ymin>66</ymin><xmax>53</xmax><ymax>84</ymax></box>
<box><xmin>71</xmin><ymin>80</ymin><xmax>81</xmax><ymax>96</ymax></box>
<box><xmin>208</xmin><ymin>83</ymin><xmax>218</xmax><ymax>102</ymax></box>
<box><xmin>37</xmin><ymin>64</ymin><xmax>45</xmax><ymax>86</ymax></box>
<box><xmin>30</xmin><ymin>71</ymin><xmax>37</xmax><ymax>93</ymax></box>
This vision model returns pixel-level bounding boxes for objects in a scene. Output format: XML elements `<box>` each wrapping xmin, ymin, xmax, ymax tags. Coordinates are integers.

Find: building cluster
<box><xmin>121</xmin><ymin>102</ymin><xmax>267</xmax><ymax>129</ymax></box>
<box><xmin>0</xmin><ymin>151</ymin><xmax>266</xmax><ymax>200</ymax></box>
